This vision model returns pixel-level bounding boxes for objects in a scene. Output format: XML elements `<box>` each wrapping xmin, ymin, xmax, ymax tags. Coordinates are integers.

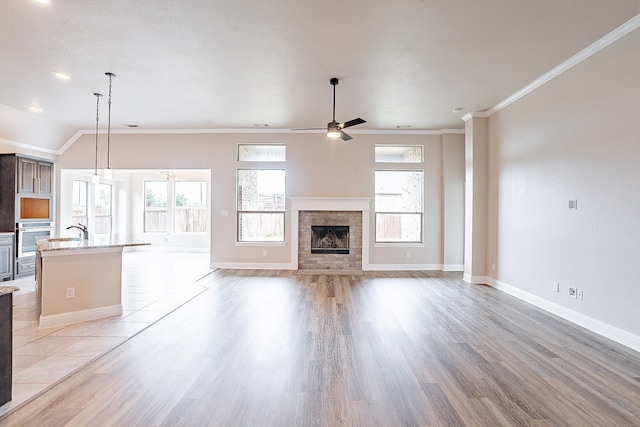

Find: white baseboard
<box><xmin>212</xmin><ymin>262</ymin><xmax>460</xmax><ymax>272</ymax></box>
<box><xmin>128</xmin><ymin>246</ymin><xmax>208</xmax><ymax>253</ymax></box>
<box><xmin>39</xmin><ymin>304</ymin><xmax>123</xmax><ymax>329</ymax></box>
<box><xmin>462</xmin><ymin>273</ymin><xmax>490</xmax><ymax>284</ymax></box>
<box><xmin>365</xmin><ymin>263</ymin><xmax>443</xmax><ymax>271</ymax></box>
<box><xmin>211</xmin><ymin>262</ymin><xmax>295</xmax><ymax>270</ymax></box>
<box><xmin>488</xmin><ymin>278</ymin><xmax>640</xmax><ymax>354</ymax></box>
<box><xmin>443</xmin><ymin>264</ymin><xmax>464</xmax><ymax>272</ymax></box>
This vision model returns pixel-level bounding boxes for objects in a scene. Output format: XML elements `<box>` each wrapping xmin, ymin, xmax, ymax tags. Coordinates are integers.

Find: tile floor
<box><xmin>0</xmin><ymin>251</ymin><xmax>212</xmax><ymax>418</ymax></box>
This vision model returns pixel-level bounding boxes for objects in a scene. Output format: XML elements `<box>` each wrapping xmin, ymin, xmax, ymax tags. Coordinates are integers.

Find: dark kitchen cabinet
<box><xmin>0</xmin><ymin>154</ymin><xmax>55</xmax><ymax>231</ymax></box>
<box><xmin>0</xmin><ymin>235</ymin><xmax>13</xmax><ymax>281</ymax></box>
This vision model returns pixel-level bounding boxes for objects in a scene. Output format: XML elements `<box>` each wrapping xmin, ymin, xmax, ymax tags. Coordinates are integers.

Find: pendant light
<box><xmin>103</xmin><ymin>72</ymin><xmax>116</xmax><ymax>179</ymax></box>
<box><xmin>92</xmin><ymin>92</ymin><xmax>103</xmax><ymax>185</ymax></box>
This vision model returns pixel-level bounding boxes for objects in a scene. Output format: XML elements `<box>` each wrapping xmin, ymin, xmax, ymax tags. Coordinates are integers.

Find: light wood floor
<box><xmin>2</xmin><ymin>269</ymin><xmax>640</xmax><ymax>426</ymax></box>
<box><xmin>1</xmin><ymin>251</ymin><xmax>210</xmax><ymax>418</ymax></box>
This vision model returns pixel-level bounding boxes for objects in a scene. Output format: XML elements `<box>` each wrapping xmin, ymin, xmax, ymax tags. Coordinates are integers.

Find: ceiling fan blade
<box><xmin>341</xmin><ymin>118</ymin><xmax>366</xmax><ymax>129</ymax></box>
<box><xmin>340</xmin><ymin>131</ymin><xmax>353</xmax><ymax>141</ymax></box>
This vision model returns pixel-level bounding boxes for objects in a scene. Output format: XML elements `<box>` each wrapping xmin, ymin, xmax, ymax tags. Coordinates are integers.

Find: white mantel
<box><xmin>289</xmin><ymin>197</ymin><xmax>372</xmax><ymax>270</ymax></box>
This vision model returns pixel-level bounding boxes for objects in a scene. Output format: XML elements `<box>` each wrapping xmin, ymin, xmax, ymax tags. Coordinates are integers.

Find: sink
<box><xmin>47</xmin><ymin>237</ymin><xmax>81</xmax><ymax>242</ymax></box>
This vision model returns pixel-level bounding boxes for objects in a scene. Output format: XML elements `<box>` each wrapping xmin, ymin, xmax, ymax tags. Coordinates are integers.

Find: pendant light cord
<box><xmin>94</xmin><ymin>92</ymin><xmax>102</xmax><ymax>175</ymax></box>
<box><xmin>105</xmin><ymin>72</ymin><xmax>116</xmax><ymax>169</ymax></box>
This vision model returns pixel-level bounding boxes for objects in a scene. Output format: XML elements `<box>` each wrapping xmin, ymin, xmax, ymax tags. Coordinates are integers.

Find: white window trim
<box><xmin>236</xmin><ymin>168</ymin><xmax>286</xmax><ymax>243</ymax></box>
<box><xmin>143</xmin><ymin>179</ymin><xmax>208</xmax><ymax>235</ymax></box>
<box><xmin>374</xmin><ymin>169</ymin><xmax>424</xmax><ymax>244</ymax></box>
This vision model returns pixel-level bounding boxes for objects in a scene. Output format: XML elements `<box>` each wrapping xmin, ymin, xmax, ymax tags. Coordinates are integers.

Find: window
<box><xmin>94</xmin><ymin>183</ymin><xmax>112</xmax><ymax>235</ymax></box>
<box><xmin>375</xmin><ymin>145</ymin><xmax>423</xmax><ymax>163</ymax></box>
<box><xmin>174</xmin><ymin>181</ymin><xmax>206</xmax><ymax>233</ymax></box>
<box><xmin>238</xmin><ymin>144</ymin><xmax>286</xmax><ymax>162</ymax></box>
<box><xmin>144</xmin><ymin>181</ymin><xmax>168</xmax><ymax>232</ymax></box>
<box><xmin>69</xmin><ymin>179</ymin><xmax>113</xmax><ymax>235</ymax></box>
<box><xmin>144</xmin><ymin>178</ymin><xmax>208</xmax><ymax>234</ymax></box>
<box><xmin>71</xmin><ymin>180</ymin><xmax>88</xmax><ymax>226</ymax></box>
<box><xmin>237</xmin><ymin>169</ymin><xmax>285</xmax><ymax>242</ymax></box>
<box><xmin>375</xmin><ymin>170</ymin><xmax>423</xmax><ymax>243</ymax></box>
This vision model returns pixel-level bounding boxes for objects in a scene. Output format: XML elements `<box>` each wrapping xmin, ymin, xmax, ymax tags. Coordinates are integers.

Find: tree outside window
<box><xmin>144</xmin><ymin>181</ymin><xmax>168</xmax><ymax>232</ymax></box>
<box><xmin>174</xmin><ymin>181</ymin><xmax>206</xmax><ymax>233</ymax></box>
<box><xmin>94</xmin><ymin>183</ymin><xmax>112</xmax><ymax>235</ymax></box>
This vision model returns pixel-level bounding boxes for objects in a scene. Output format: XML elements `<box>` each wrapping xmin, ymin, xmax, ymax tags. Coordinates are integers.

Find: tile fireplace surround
<box><xmin>290</xmin><ymin>197</ymin><xmax>372</xmax><ymax>271</ymax></box>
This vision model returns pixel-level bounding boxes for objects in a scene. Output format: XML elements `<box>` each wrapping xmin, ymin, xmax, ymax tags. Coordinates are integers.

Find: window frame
<box><xmin>71</xmin><ymin>179</ymin><xmax>88</xmax><ymax>227</ymax></box>
<box><xmin>143</xmin><ymin>181</ymin><xmax>169</xmax><ymax>233</ymax></box>
<box><xmin>236</xmin><ymin>168</ymin><xmax>286</xmax><ymax>243</ymax></box>
<box><xmin>237</xmin><ymin>143</ymin><xmax>286</xmax><ymax>162</ymax></box>
<box><xmin>374</xmin><ymin>145</ymin><xmax>424</xmax><ymax>163</ymax></box>
<box><xmin>173</xmin><ymin>180</ymin><xmax>207</xmax><ymax>234</ymax></box>
<box><xmin>374</xmin><ymin>169</ymin><xmax>424</xmax><ymax>244</ymax></box>
<box><xmin>94</xmin><ymin>182</ymin><xmax>113</xmax><ymax>235</ymax></box>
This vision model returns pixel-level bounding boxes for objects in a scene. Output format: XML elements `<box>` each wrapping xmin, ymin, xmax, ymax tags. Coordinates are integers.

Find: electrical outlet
<box><xmin>262</xmin><ymin>250</ymin><xmax>268</xmax><ymax>257</ymax></box>
<box><xmin>406</xmin><ymin>252</ymin><xmax>411</xmax><ymax>259</ymax></box>
<box><xmin>577</xmin><ymin>289</ymin><xmax>583</xmax><ymax>300</ymax></box>
<box><xmin>65</xmin><ymin>287</ymin><xmax>75</xmax><ymax>299</ymax></box>
<box><xmin>568</xmin><ymin>286</ymin><xmax>577</xmax><ymax>298</ymax></box>
<box><xmin>553</xmin><ymin>282</ymin><xmax>559</xmax><ymax>292</ymax></box>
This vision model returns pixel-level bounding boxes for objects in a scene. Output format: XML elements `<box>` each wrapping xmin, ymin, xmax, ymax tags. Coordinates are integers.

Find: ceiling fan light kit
<box><xmin>327</xmin><ymin>120</ymin><xmax>342</xmax><ymax>138</ymax></box>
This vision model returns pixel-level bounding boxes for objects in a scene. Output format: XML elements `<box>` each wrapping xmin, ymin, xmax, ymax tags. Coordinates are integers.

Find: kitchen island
<box><xmin>36</xmin><ymin>235</ymin><xmax>149</xmax><ymax>328</ymax></box>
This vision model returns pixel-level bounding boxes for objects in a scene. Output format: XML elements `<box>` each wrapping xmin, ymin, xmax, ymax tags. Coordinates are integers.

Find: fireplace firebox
<box><xmin>311</xmin><ymin>226</ymin><xmax>349</xmax><ymax>254</ymax></box>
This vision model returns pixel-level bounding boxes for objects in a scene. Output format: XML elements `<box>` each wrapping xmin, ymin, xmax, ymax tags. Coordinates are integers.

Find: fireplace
<box><xmin>297</xmin><ymin>211</ymin><xmax>362</xmax><ymax>270</ymax></box>
<box><xmin>290</xmin><ymin>197</ymin><xmax>372</xmax><ymax>270</ymax></box>
<box><xmin>311</xmin><ymin>226</ymin><xmax>349</xmax><ymax>254</ymax></box>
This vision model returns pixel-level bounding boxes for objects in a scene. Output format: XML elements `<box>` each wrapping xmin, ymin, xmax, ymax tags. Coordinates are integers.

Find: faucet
<box><xmin>67</xmin><ymin>224</ymin><xmax>89</xmax><ymax>240</ymax></box>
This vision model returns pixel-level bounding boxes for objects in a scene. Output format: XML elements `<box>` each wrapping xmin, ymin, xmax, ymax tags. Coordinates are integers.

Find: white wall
<box><xmin>487</xmin><ymin>28</ymin><xmax>640</xmax><ymax>345</ymax></box>
<box><xmin>442</xmin><ymin>133</ymin><xmax>465</xmax><ymax>271</ymax></box>
<box><xmin>54</xmin><ymin>131</ymin><xmax>466</xmax><ymax>269</ymax></box>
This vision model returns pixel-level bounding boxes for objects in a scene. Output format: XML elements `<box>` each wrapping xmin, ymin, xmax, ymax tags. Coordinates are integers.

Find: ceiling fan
<box><xmin>296</xmin><ymin>78</ymin><xmax>366</xmax><ymax>141</ymax></box>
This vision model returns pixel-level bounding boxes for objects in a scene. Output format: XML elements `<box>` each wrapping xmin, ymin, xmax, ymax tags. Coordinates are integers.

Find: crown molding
<box><xmin>57</xmin><ymin>127</ymin><xmax>466</xmax><ymax>154</ymax></box>
<box><xmin>461</xmin><ymin>112</ymin><xmax>490</xmax><ymax>122</ymax></box>
<box><xmin>0</xmin><ymin>136</ymin><xmax>58</xmax><ymax>155</ymax></box>
<box><xmin>56</xmin><ymin>131</ymin><xmax>85</xmax><ymax>155</ymax></box>
<box><xmin>486</xmin><ymin>13</ymin><xmax>640</xmax><ymax>116</ymax></box>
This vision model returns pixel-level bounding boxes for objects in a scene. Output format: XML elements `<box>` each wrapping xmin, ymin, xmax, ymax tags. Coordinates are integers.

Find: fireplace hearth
<box><xmin>311</xmin><ymin>225</ymin><xmax>349</xmax><ymax>254</ymax></box>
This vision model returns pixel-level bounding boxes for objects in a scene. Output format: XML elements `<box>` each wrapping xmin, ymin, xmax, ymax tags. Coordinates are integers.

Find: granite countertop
<box><xmin>0</xmin><ymin>232</ymin><xmax>15</xmax><ymax>235</ymax></box>
<box><xmin>37</xmin><ymin>234</ymin><xmax>150</xmax><ymax>252</ymax></box>
<box><xmin>0</xmin><ymin>286</ymin><xmax>19</xmax><ymax>295</ymax></box>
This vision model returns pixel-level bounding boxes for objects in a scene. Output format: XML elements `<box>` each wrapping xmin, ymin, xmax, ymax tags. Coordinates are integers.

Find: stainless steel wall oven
<box><xmin>16</xmin><ymin>222</ymin><xmax>51</xmax><ymax>258</ymax></box>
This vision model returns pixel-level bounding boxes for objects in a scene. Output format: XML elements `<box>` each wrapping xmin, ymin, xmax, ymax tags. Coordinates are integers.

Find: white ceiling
<box><xmin>2</xmin><ymin>0</ymin><xmax>640</xmax><ymax>151</ymax></box>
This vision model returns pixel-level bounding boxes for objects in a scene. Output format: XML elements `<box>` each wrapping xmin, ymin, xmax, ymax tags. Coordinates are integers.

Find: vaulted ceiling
<box><xmin>2</xmin><ymin>0</ymin><xmax>640</xmax><ymax>151</ymax></box>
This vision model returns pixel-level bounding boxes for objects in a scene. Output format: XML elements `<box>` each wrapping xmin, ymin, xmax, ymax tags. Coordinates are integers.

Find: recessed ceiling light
<box><xmin>452</xmin><ymin>107</ymin><xmax>464</xmax><ymax>113</ymax></box>
<box><xmin>29</xmin><ymin>105</ymin><xmax>43</xmax><ymax>113</ymax></box>
<box><xmin>52</xmin><ymin>71</ymin><xmax>70</xmax><ymax>80</ymax></box>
